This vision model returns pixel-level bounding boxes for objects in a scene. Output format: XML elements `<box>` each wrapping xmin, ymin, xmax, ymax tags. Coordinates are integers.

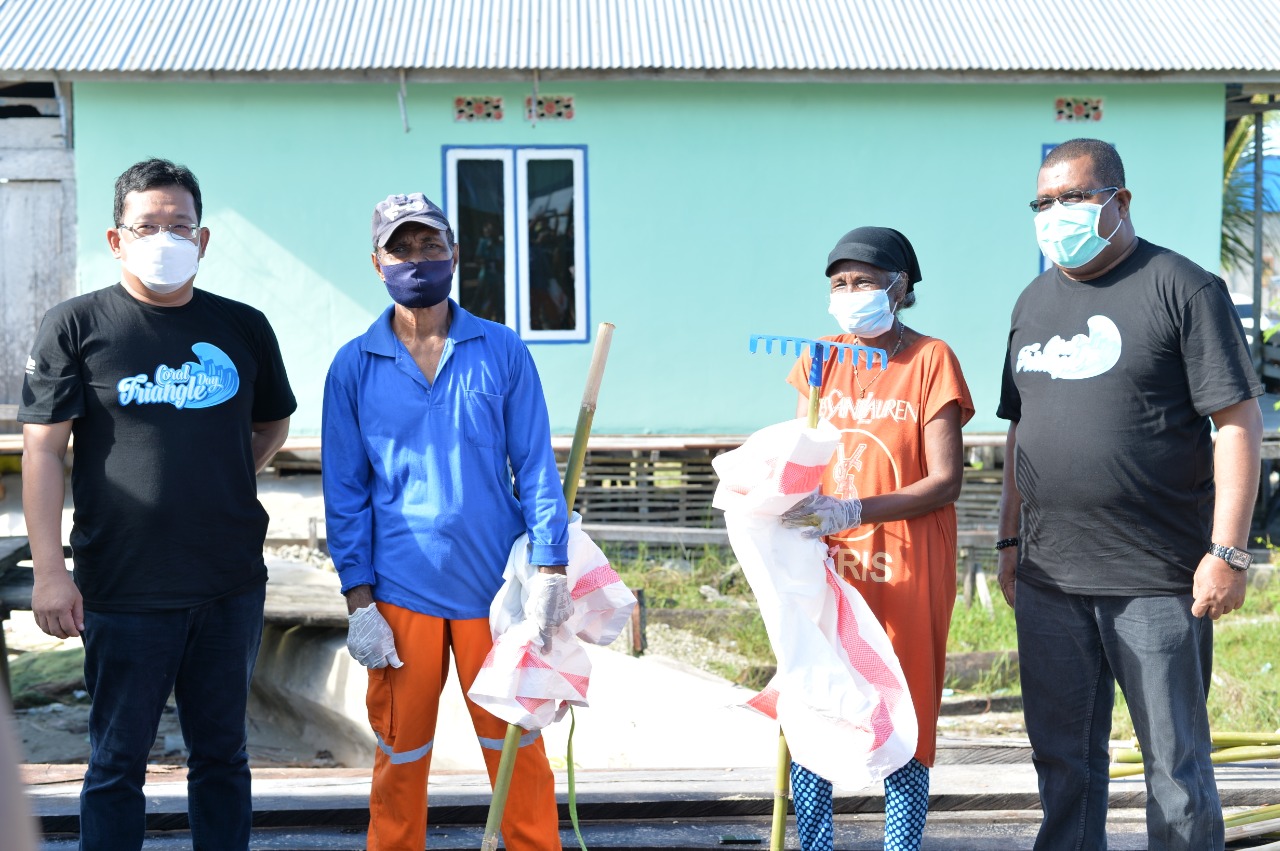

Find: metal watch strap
<box><xmin>1208</xmin><ymin>543</ymin><xmax>1252</xmax><ymax>572</ymax></box>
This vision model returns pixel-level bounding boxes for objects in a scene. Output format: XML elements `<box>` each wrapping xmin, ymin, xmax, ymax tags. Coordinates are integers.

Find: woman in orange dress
<box><xmin>781</xmin><ymin>227</ymin><xmax>974</xmax><ymax>851</ymax></box>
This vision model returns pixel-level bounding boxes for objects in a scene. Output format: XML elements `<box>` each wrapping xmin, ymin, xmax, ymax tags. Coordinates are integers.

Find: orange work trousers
<box><xmin>365</xmin><ymin>603</ymin><xmax>561</xmax><ymax>850</ymax></box>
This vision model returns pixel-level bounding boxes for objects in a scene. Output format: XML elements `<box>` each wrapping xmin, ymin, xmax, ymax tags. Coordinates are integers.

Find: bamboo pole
<box><xmin>1212</xmin><ymin>732</ymin><xmax>1280</xmax><ymax>748</ymax></box>
<box><xmin>1110</xmin><ymin>748</ymin><xmax>1143</xmax><ymax>764</ymax></box>
<box><xmin>1225</xmin><ymin>802</ymin><xmax>1280</xmax><ymax>828</ymax></box>
<box><xmin>750</xmin><ymin>338</ymin><xmax>883</xmax><ymax>849</ymax></box>
<box><xmin>480</xmin><ymin>323</ymin><xmax>615</xmax><ymax>851</ymax></box>
<box><xmin>561</xmin><ymin>324</ymin><xmax>614</xmax><ymax>510</ymax></box>
<box><xmin>766</xmin><ymin>385</ymin><xmax>823</xmax><ymax>849</ymax></box>
<box><xmin>771</xmin><ymin>730</ymin><xmax>791</xmax><ymax>849</ymax></box>
<box><xmin>1224</xmin><ymin>815</ymin><xmax>1280</xmax><ymax>841</ymax></box>
<box><xmin>1110</xmin><ymin>745</ymin><xmax>1280</xmax><ymax>778</ymax></box>
<box><xmin>1121</xmin><ymin>732</ymin><xmax>1280</xmax><ymax>755</ymax></box>
<box><xmin>480</xmin><ymin>724</ymin><xmax>524</xmax><ymax>851</ymax></box>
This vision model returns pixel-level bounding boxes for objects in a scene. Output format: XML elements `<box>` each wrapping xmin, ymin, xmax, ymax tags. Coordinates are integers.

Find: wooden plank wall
<box><xmin>556</xmin><ymin>448</ymin><xmax>1004</xmax><ymax>533</ymax></box>
<box><xmin>0</xmin><ymin>110</ymin><xmax>76</xmax><ymax>432</ymax></box>
<box><xmin>559</xmin><ymin>448</ymin><xmax>727</xmax><ymax>527</ymax></box>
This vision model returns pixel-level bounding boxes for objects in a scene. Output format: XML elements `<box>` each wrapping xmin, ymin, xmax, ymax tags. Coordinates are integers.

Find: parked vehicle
<box><xmin>1231</xmin><ymin>292</ymin><xmax>1276</xmax><ymax>347</ymax></box>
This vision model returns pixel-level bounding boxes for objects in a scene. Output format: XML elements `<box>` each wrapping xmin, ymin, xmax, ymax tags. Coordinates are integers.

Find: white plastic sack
<box><xmin>712</xmin><ymin>418</ymin><xmax>917</xmax><ymax>790</ymax></box>
<box><xmin>468</xmin><ymin>514</ymin><xmax>637</xmax><ymax>730</ymax></box>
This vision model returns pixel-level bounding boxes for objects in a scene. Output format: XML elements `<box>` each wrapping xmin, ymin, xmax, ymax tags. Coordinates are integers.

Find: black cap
<box><xmin>824</xmin><ymin>226</ymin><xmax>922</xmax><ymax>285</ymax></box>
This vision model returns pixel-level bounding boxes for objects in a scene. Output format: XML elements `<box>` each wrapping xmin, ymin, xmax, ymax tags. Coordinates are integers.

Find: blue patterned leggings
<box><xmin>791</xmin><ymin>759</ymin><xmax>930</xmax><ymax>851</ymax></box>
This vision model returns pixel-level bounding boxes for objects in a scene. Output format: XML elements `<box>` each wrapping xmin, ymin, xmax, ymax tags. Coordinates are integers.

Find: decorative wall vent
<box><xmin>1056</xmin><ymin>97</ymin><xmax>1103</xmax><ymax>122</ymax></box>
<box><xmin>455</xmin><ymin>96</ymin><xmax>504</xmax><ymax>122</ymax></box>
<box><xmin>526</xmin><ymin>95</ymin><xmax>574</xmax><ymax>121</ymax></box>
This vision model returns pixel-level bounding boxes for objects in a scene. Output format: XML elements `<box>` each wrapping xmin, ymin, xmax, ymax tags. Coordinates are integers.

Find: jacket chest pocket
<box><xmin>464</xmin><ymin>389</ymin><xmax>504</xmax><ymax>449</ymax></box>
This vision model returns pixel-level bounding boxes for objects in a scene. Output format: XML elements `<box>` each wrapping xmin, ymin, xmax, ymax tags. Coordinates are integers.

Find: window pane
<box><xmin>526</xmin><ymin>159</ymin><xmax>576</xmax><ymax>331</ymax></box>
<box><xmin>456</xmin><ymin>159</ymin><xmax>506</xmax><ymax>324</ymax></box>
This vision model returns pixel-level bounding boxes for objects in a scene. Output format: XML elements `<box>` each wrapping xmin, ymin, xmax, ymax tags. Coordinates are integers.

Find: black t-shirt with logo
<box><xmin>997</xmin><ymin>239</ymin><xmax>1262</xmax><ymax>595</ymax></box>
<box><xmin>19</xmin><ymin>284</ymin><xmax>297</xmax><ymax>612</ymax></box>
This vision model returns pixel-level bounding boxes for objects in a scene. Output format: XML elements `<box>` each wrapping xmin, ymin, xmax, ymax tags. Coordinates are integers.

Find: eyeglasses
<box><xmin>1028</xmin><ymin>187</ymin><xmax>1119</xmax><ymax>214</ymax></box>
<box><xmin>117</xmin><ymin>223</ymin><xmax>201</xmax><ymax>240</ymax></box>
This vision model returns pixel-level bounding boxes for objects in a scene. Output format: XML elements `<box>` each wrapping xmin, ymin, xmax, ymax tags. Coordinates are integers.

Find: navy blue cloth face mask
<box><xmin>380</xmin><ymin>258</ymin><xmax>454</xmax><ymax>308</ymax></box>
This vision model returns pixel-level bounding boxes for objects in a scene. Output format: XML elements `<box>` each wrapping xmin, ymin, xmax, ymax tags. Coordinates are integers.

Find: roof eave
<box><xmin>3</xmin><ymin>68</ymin><xmax>1280</xmax><ymax>85</ymax></box>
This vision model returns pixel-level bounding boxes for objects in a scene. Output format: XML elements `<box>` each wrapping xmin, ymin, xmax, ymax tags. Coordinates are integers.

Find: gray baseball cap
<box><xmin>371</xmin><ymin>192</ymin><xmax>451</xmax><ymax>248</ymax></box>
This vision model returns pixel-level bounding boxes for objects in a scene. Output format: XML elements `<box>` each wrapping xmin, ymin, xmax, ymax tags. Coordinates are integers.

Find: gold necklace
<box><xmin>852</xmin><ymin>320</ymin><xmax>905</xmax><ymax>398</ymax></box>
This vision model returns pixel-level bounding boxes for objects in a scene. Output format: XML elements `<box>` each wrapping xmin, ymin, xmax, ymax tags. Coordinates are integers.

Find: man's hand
<box><xmin>525</xmin><ymin>570</ymin><xmax>573</xmax><ymax>652</ymax></box>
<box><xmin>780</xmin><ymin>493</ymin><xmax>862</xmax><ymax>539</ymax></box>
<box><xmin>32</xmin><ymin>567</ymin><xmax>83</xmax><ymax>639</ymax></box>
<box><xmin>1191</xmin><ymin>553</ymin><xmax>1247</xmax><ymax>620</ymax></box>
<box><xmin>996</xmin><ymin>548</ymin><xmax>1017</xmax><ymax>609</ymax></box>
<box><xmin>346</xmin><ymin>603</ymin><xmax>403</xmax><ymax>668</ymax></box>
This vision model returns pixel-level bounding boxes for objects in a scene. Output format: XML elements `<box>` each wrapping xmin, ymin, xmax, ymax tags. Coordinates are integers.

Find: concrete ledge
<box><xmin>250</xmin><ymin>624</ymin><xmax>375</xmax><ymax>769</ymax></box>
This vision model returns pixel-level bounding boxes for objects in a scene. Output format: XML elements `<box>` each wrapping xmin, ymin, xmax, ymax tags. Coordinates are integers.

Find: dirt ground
<box><xmin>5</xmin><ymin>610</ymin><xmax>334</xmax><ymax>768</ymax></box>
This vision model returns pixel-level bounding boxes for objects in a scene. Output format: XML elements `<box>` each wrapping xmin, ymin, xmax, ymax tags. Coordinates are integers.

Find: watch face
<box><xmin>1214</xmin><ymin>544</ymin><xmax>1252</xmax><ymax>568</ymax></box>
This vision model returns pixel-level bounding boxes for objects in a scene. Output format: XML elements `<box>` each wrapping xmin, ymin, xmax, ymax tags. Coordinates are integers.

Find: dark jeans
<box><xmin>1015</xmin><ymin>580</ymin><xmax>1221</xmax><ymax>851</ymax></box>
<box><xmin>80</xmin><ymin>584</ymin><xmax>266</xmax><ymax>851</ymax></box>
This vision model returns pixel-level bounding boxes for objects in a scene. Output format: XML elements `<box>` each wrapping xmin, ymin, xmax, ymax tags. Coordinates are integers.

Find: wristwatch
<box><xmin>1208</xmin><ymin>543</ymin><xmax>1253</xmax><ymax>572</ymax></box>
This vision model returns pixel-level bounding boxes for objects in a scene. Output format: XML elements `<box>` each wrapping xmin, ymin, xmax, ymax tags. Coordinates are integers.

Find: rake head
<box><xmin>749</xmin><ymin>333</ymin><xmax>888</xmax><ymax>388</ymax></box>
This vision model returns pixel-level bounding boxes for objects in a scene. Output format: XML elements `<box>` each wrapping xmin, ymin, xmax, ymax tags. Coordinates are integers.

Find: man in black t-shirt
<box><xmin>996</xmin><ymin>139</ymin><xmax>1263</xmax><ymax>851</ymax></box>
<box><xmin>18</xmin><ymin>159</ymin><xmax>296</xmax><ymax>851</ymax></box>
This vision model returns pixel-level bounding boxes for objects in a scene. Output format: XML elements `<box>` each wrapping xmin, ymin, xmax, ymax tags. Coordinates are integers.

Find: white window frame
<box><xmin>515</xmin><ymin>147</ymin><xmax>587</xmax><ymax>342</ymax></box>
<box><xmin>444</xmin><ymin>148</ymin><xmax>517</xmax><ymax>327</ymax></box>
<box><xmin>444</xmin><ymin>145</ymin><xmax>589</xmax><ymax>343</ymax></box>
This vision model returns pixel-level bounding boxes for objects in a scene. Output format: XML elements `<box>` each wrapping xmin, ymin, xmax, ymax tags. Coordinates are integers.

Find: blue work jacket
<box><xmin>322</xmin><ymin>301</ymin><xmax>568</xmax><ymax>619</ymax></box>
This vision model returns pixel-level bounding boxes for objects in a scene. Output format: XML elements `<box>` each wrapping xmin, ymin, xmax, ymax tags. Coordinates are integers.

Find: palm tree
<box><xmin>1222</xmin><ymin>108</ymin><xmax>1276</xmax><ymax>272</ymax></box>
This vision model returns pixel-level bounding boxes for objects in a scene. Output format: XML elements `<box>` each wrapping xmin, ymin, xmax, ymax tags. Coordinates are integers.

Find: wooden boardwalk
<box><xmin>22</xmin><ymin>748</ymin><xmax>1280</xmax><ymax>849</ymax></box>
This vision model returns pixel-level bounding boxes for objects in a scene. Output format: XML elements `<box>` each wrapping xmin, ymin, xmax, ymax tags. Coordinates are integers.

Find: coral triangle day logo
<box><xmin>116</xmin><ymin>343</ymin><xmax>240</xmax><ymax>410</ymax></box>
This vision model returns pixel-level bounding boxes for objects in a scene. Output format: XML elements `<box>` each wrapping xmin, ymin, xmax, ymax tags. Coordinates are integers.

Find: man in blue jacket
<box><xmin>322</xmin><ymin>192</ymin><xmax>571</xmax><ymax>850</ymax></box>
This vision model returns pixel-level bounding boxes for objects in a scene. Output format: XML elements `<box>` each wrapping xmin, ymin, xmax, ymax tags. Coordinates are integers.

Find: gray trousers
<box><xmin>1015</xmin><ymin>580</ymin><xmax>1222</xmax><ymax>851</ymax></box>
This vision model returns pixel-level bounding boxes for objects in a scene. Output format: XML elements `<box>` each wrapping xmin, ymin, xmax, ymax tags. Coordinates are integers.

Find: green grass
<box><xmin>605</xmin><ymin>543</ymin><xmax>776</xmax><ymax>669</ymax></box>
<box><xmin>1198</xmin><ymin>580</ymin><xmax>1280</xmax><ymax>737</ymax></box>
<box><xmin>9</xmin><ymin>647</ymin><xmax>86</xmax><ymax>709</ymax></box>
<box><xmin>947</xmin><ymin>591</ymin><xmax>1018</xmax><ymax>655</ymax></box>
<box><xmin>944</xmin><ymin>577</ymin><xmax>1280</xmax><ymax>737</ymax></box>
<box><xmin>606</xmin><ymin>543</ymin><xmax>751</xmax><ymax>610</ymax></box>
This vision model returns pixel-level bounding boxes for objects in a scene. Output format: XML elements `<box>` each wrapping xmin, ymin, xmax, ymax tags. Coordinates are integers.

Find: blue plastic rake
<box><xmin>748</xmin><ymin>334</ymin><xmax>888</xmax><ymax>428</ymax></box>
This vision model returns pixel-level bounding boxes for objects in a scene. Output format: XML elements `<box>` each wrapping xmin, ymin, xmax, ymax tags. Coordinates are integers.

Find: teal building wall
<box><xmin>71</xmin><ymin>80</ymin><xmax>1225</xmax><ymax>435</ymax></box>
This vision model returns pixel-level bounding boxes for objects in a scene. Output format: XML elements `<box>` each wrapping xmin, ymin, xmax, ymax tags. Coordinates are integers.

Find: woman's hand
<box><xmin>780</xmin><ymin>493</ymin><xmax>863</xmax><ymax>538</ymax></box>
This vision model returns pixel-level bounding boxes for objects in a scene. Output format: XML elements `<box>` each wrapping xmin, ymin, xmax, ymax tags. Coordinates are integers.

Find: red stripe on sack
<box><xmin>746</xmin><ymin>687</ymin><xmax>780</xmax><ymax>719</ymax></box>
<box><xmin>779</xmin><ymin>460</ymin><xmax>826</xmax><ymax>495</ymax></box>
<box><xmin>517</xmin><ymin>696</ymin><xmax>551</xmax><ymax>713</ymax></box>
<box><xmin>518</xmin><ymin>647</ymin><xmax>555</xmax><ymax>670</ymax></box>
<box><xmin>572</xmin><ymin>564</ymin><xmax>622</xmax><ymax>599</ymax></box>
<box><xmin>825</xmin><ymin>570</ymin><xmax>906</xmax><ymax>750</ymax></box>
<box><xmin>562</xmin><ymin>672</ymin><xmax>590</xmax><ymax>697</ymax></box>
<box><xmin>480</xmin><ymin>645</ymin><xmax>500</xmax><ymax>668</ymax></box>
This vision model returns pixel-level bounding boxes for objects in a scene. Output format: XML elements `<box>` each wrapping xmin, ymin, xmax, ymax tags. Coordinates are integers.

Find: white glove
<box><xmin>524</xmin><ymin>571</ymin><xmax>573</xmax><ymax>652</ymax></box>
<box><xmin>779</xmin><ymin>493</ymin><xmax>863</xmax><ymax>539</ymax></box>
<box><xmin>346</xmin><ymin>603</ymin><xmax>404</xmax><ymax>669</ymax></box>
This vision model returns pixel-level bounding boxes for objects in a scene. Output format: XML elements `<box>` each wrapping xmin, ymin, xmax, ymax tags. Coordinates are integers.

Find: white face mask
<box><xmin>829</xmin><ymin>288</ymin><xmax>896</xmax><ymax>337</ymax></box>
<box><xmin>122</xmin><ymin>232</ymin><xmax>201</xmax><ymax>294</ymax></box>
